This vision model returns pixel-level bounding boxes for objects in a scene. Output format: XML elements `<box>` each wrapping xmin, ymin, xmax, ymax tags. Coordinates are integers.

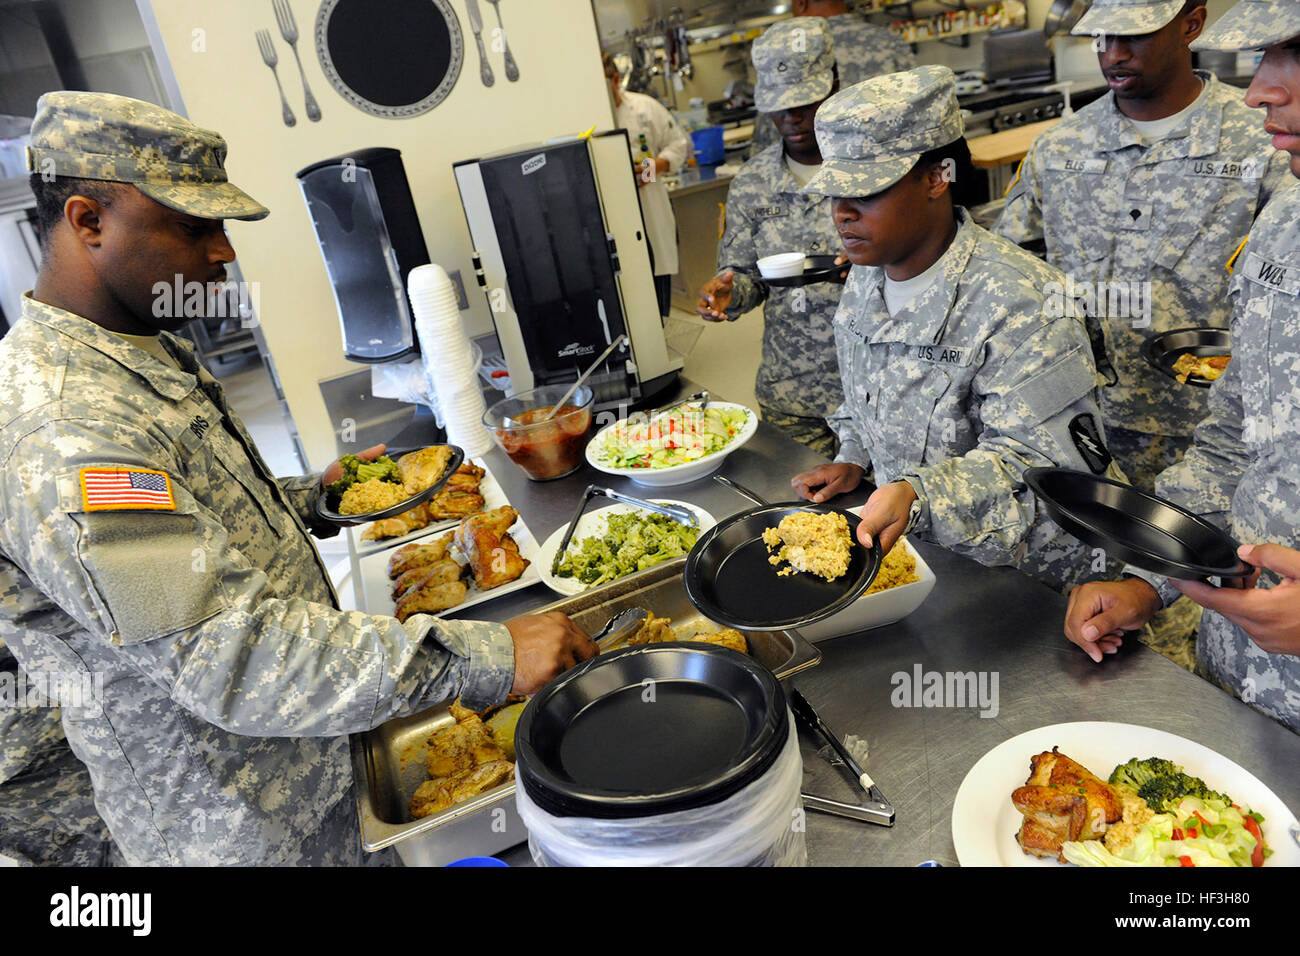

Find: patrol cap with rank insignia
<box><xmin>26</xmin><ymin>91</ymin><xmax>268</xmax><ymax>222</ymax></box>
<box><xmin>802</xmin><ymin>65</ymin><xmax>964</xmax><ymax>198</ymax></box>
<box><xmin>752</xmin><ymin>17</ymin><xmax>837</xmax><ymax>113</ymax></box>
<box><xmin>1192</xmin><ymin>0</ymin><xmax>1300</xmax><ymax>50</ymax></box>
<box><xmin>1071</xmin><ymin>0</ymin><xmax>1186</xmax><ymax>38</ymax></box>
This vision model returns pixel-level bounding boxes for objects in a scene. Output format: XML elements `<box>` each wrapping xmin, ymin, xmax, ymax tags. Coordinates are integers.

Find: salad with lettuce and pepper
<box><xmin>593</xmin><ymin>404</ymin><xmax>750</xmax><ymax>470</ymax></box>
<box><xmin>1062</xmin><ymin>757</ymin><xmax>1271</xmax><ymax>868</ymax></box>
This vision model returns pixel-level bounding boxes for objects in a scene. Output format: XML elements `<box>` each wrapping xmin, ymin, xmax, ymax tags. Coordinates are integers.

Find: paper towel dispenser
<box><xmin>296</xmin><ymin>147</ymin><xmax>430</xmax><ymax>364</ymax></box>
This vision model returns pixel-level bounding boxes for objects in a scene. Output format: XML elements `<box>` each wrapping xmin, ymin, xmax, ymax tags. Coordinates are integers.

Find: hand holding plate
<box><xmin>856</xmin><ymin>480</ymin><xmax>915</xmax><ymax>555</ymax></box>
<box><xmin>1169</xmin><ymin>543</ymin><xmax>1300</xmax><ymax>656</ymax></box>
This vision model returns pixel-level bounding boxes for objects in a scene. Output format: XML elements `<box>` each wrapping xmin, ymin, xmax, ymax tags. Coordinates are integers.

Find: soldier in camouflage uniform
<box><xmin>997</xmin><ymin>0</ymin><xmax>1291</xmax><ymax>492</ymax></box>
<box><xmin>0</xmin><ymin>92</ymin><xmax>595</xmax><ymax>866</ymax></box>
<box><xmin>1065</xmin><ymin>0</ymin><xmax>1300</xmax><ymax>735</ymax></box>
<box><xmin>697</xmin><ymin>18</ymin><xmax>845</xmax><ymax>457</ymax></box>
<box><xmin>750</xmin><ymin>0</ymin><xmax>915</xmax><ymax>153</ymax></box>
<box><xmin>792</xmin><ymin>67</ymin><xmax>1126</xmax><ymax>593</ymax></box>
<box><xmin>0</xmin><ymin>638</ymin><xmax>117</xmax><ymax>866</ymax></box>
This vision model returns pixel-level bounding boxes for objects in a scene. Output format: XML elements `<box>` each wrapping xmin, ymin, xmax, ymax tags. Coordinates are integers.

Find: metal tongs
<box><xmin>790</xmin><ymin>687</ymin><xmax>895</xmax><ymax>827</ymax></box>
<box><xmin>550</xmin><ymin>484</ymin><xmax>699</xmax><ymax>575</ymax></box>
<box><xmin>626</xmin><ymin>389</ymin><xmax>710</xmax><ymax>425</ymax></box>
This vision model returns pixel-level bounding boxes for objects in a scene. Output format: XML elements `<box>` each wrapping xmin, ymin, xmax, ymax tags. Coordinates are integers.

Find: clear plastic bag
<box><xmin>515</xmin><ymin>713</ymin><xmax>807</xmax><ymax>867</ymax></box>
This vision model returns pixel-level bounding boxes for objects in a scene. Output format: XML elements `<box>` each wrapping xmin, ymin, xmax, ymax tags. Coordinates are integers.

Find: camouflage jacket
<box><xmin>1125</xmin><ymin>182</ymin><xmax>1300</xmax><ymax>734</ymax></box>
<box><xmin>0</xmin><ymin>636</ymin><xmax>64</xmax><ymax>784</ymax></box>
<box><xmin>997</xmin><ymin>72</ymin><xmax>1291</xmax><ymax>439</ymax></box>
<box><xmin>717</xmin><ymin>142</ymin><xmax>845</xmax><ymax>418</ymax></box>
<box><xmin>0</xmin><ymin>296</ymin><xmax>515</xmax><ymax>865</ymax></box>
<box><xmin>750</xmin><ymin>13</ymin><xmax>916</xmax><ymax>152</ymax></box>
<box><xmin>830</xmin><ymin>210</ymin><xmax>1123</xmax><ymax>591</ymax></box>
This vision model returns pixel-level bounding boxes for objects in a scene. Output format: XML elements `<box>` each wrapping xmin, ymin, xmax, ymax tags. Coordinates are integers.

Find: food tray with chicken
<box><xmin>349</xmin><ymin>457</ymin><xmax>511</xmax><ymax>557</ymax></box>
<box><xmin>350</xmin><ymin>560</ymin><xmax>822</xmax><ymax>865</ymax></box>
<box><xmin>356</xmin><ymin>505</ymin><xmax>541</xmax><ymax>619</ymax></box>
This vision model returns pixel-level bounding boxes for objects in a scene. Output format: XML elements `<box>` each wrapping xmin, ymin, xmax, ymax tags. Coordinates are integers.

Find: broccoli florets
<box><xmin>1109</xmin><ymin>757</ymin><xmax>1232</xmax><ymax>812</ymax></box>
<box><xmin>324</xmin><ymin>454</ymin><xmax>401</xmax><ymax>501</ymax></box>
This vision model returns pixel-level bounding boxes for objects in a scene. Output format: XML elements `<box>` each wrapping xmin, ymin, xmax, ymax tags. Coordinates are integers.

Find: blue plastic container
<box><xmin>690</xmin><ymin>126</ymin><xmax>725</xmax><ymax>166</ymax></box>
<box><xmin>445</xmin><ymin>856</ymin><xmax>509</xmax><ymax>867</ymax></box>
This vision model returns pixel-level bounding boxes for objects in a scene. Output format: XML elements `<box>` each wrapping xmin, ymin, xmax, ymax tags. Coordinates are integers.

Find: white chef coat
<box><xmin>614</xmin><ymin>90</ymin><xmax>691</xmax><ymax>276</ymax></box>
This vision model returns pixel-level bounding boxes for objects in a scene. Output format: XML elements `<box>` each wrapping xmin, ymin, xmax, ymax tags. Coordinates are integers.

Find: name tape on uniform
<box><xmin>79</xmin><ymin>467</ymin><xmax>176</xmax><ymax>512</ymax></box>
<box><xmin>1242</xmin><ymin>251</ymin><xmax>1299</xmax><ymax>297</ymax></box>
<box><xmin>1048</xmin><ymin>158</ymin><xmax>1108</xmax><ymax>175</ymax></box>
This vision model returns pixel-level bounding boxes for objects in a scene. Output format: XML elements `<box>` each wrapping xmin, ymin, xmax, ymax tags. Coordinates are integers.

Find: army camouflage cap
<box><xmin>803</xmin><ymin>65</ymin><xmax>964</xmax><ymax>198</ymax></box>
<box><xmin>753</xmin><ymin>17</ymin><xmax>836</xmax><ymax>113</ymax></box>
<box><xmin>26</xmin><ymin>91</ymin><xmax>268</xmax><ymax>221</ymax></box>
<box><xmin>1071</xmin><ymin>0</ymin><xmax>1186</xmax><ymax>37</ymax></box>
<box><xmin>1193</xmin><ymin>0</ymin><xmax>1300</xmax><ymax>50</ymax></box>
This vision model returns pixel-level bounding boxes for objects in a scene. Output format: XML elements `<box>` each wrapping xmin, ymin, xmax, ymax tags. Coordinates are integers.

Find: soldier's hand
<box><xmin>696</xmin><ymin>272</ymin><xmax>735</xmax><ymax>321</ymax></box>
<box><xmin>791</xmin><ymin>463</ymin><xmax>863</xmax><ymax>504</ymax></box>
<box><xmin>856</xmin><ymin>480</ymin><xmax>915</xmax><ymax>555</ymax></box>
<box><xmin>1064</xmin><ymin>578</ymin><xmax>1162</xmax><ymax>663</ymax></box>
<box><xmin>507</xmin><ymin>611</ymin><xmax>597</xmax><ymax>695</ymax></box>
<box><xmin>1170</xmin><ymin>543</ymin><xmax>1300</xmax><ymax>656</ymax></box>
<box><xmin>321</xmin><ymin>443</ymin><xmax>387</xmax><ymax>491</ymax></box>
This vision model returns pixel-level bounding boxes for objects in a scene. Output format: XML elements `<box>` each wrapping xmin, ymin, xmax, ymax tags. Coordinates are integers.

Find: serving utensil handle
<box><xmin>550</xmin><ymin>485</ymin><xmax>599</xmax><ymax>575</ymax></box>
<box><xmin>597</xmin><ymin>487</ymin><xmax>698</xmax><ymax>526</ymax></box>
<box><xmin>712</xmin><ymin>474</ymin><xmax>768</xmax><ymax>507</ymax></box>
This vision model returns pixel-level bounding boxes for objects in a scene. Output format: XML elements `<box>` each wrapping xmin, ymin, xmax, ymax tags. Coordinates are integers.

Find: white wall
<box><xmin>146</xmin><ymin>0</ymin><xmax>615</xmax><ymax>469</ymax></box>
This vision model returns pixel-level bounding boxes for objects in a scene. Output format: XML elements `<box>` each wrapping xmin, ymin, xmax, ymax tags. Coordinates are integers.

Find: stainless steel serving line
<box><xmin>378</xmin><ymin>382</ymin><xmax>1300</xmax><ymax>867</ymax></box>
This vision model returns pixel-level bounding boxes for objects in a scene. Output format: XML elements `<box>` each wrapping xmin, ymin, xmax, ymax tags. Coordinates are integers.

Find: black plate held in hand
<box><xmin>762</xmin><ymin>254</ymin><xmax>849</xmax><ymax>288</ymax></box>
<box><xmin>515</xmin><ymin>644</ymin><xmax>788</xmax><ymax>819</ymax></box>
<box><xmin>684</xmin><ymin>502</ymin><xmax>882</xmax><ymax>630</ymax></box>
<box><xmin>1141</xmin><ymin>327</ymin><xmax>1231</xmax><ymax>389</ymax></box>
<box><xmin>1025</xmin><ymin>467</ymin><xmax>1251</xmax><ymax>581</ymax></box>
<box><xmin>313</xmin><ymin>444</ymin><xmax>465</xmax><ymax>524</ymax></box>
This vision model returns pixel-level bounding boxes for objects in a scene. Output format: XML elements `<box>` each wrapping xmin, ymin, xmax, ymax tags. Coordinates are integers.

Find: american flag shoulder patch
<box><xmin>79</xmin><ymin>467</ymin><xmax>176</xmax><ymax>512</ymax></box>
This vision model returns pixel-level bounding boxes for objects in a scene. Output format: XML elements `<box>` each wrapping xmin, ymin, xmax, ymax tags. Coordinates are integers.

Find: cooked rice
<box><xmin>762</xmin><ymin>511</ymin><xmax>852</xmax><ymax>581</ymax></box>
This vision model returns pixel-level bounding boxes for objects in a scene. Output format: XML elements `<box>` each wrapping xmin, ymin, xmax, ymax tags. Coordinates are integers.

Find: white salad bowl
<box><xmin>756</xmin><ymin>252</ymin><xmax>806</xmax><ymax>279</ymax></box>
<box><xmin>584</xmin><ymin>401</ymin><xmax>759</xmax><ymax>487</ymax></box>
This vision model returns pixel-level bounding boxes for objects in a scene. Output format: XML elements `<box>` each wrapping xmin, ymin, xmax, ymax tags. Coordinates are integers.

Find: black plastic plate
<box><xmin>684</xmin><ymin>502</ymin><xmax>882</xmax><ymax>630</ymax></box>
<box><xmin>762</xmin><ymin>254</ymin><xmax>849</xmax><ymax>288</ymax></box>
<box><xmin>514</xmin><ymin>644</ymin><xmax>787</xmax><ymax>818</ymax></box>
<box><xmin>1025</xmin><ymin>467</ymin><xmax>1251</xmax><ymax>581</ymax></box>
<box><xmin>1141</xmin><ymin>327</ymin><xmax>1231</xmax><ymax>389</ymax></box>
<box><xmin>313</xmin><ymin>445</ymin><xmax>465</xmax><ymax>525</ymax></box>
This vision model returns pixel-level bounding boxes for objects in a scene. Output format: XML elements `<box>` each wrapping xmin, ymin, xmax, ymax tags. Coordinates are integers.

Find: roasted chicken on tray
<box><xmin>1012</xmin><ymin>748</ymin><xmax>1123</xmax><ymax>861</ymax></box>
<box><xmin>410</xmin><ymin>701</ymin><xmax>515</xmax><ymax>819</ymax></box>
<box><xmin>455</xmin><ymin>506</ymin><xmax>530</xmax><ymax>591</ymax></box>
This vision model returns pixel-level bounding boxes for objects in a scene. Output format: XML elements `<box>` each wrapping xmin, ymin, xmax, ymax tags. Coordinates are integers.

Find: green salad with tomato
<box><xmin>1061</xmin><ymin>757</ymin><xmax>1271</xmax><ymax>868</ymax></box>
<box><xmin>594</xmin><ymin>404</ymin><xmax>749</xmax><ymax>470</ymax></box>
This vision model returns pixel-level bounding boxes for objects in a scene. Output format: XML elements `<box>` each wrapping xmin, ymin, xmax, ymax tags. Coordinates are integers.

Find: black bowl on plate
<box><xmin>1025</xmin><ymin>467</ymin><xmax>1251</xmax><ymax>581</ymax></box>
<box><xmin>684</xmin><ymin>501</ymin><xmax>882</xmax><ymax>630</ymax></box>
<box><xmin>313</xmin><ymin>444</ymin><xmax>465</xmax><ymax>525</ymax></box>
<box><xmin>1141</xmin><ymin>327</ymin><xmax>1231</xmax><ymax>389</ymax></box>
<box><xmin>514</xmin><ymin>643</ymin><xmax>788</xmax><ymax>819</ymax></box>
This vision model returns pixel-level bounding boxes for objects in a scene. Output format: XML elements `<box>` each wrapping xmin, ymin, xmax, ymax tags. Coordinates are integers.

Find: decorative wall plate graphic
<box><xmin>315</xmin><ymin>0</ymin><xmax>464</xmax><ymax>118</ymax></box>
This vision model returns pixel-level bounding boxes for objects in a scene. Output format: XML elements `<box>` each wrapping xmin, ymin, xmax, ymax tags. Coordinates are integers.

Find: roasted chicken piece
<box><xmin>391</xmin><ymin>557</ymin><xmax>463</xmax><ymax>602</ymax></box>
<box><xmin>395</xmin><ymin>579</ymin><xmax>468</xmax><ymax>622</ymax></box>
<box><xmin>443</xmin><ymin>463</ymin><xmax>485</xmax><ymax>492</ymax></box>
<box><xmin>396</xmin><ymin>445</ymin><xmax>454</xmax><ymax>497</ymax></box>
<box><xmin>683</xmin><ymin>627</ymin><xmax>747</xmax><ymax>653</ymax></box>
<box><xmin>454</xmin><ymin>506</ymin><xmax>529</xmax><ymax>590</ymax></box>
<box><xmin>363</xmin><ymin>502</ymin><xmax>432</xmax><ymax>541</ymax></box>
<box><xmin>387</xmin><ymin>531</ymin><xmax>454</xmax><ymax>578</ymax></box>
<box><xmin>1011</xmin><ymin>748</ymin><xmax>1123</xmax><ymax>861</ymax></box>
<box><xmin>409</xmin><ymin>701</ymin><xmax>515</xmax><ymax>819</ymax></box>
<box><xmin>628</xmin><ymin>615</ymin><xmax>676</xmax><ymax>646</ymax></box>
<box><xmin>426</xmin><ymin>489</ymin><xmax>486</xmax><ymax>520</ymax></box>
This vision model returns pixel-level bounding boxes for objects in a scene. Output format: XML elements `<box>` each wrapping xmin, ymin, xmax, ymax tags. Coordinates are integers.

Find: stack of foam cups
<box><xmin>407</xmin><ymin>264</ymin><xmax>493</xmax><ymax>457</ymax></box>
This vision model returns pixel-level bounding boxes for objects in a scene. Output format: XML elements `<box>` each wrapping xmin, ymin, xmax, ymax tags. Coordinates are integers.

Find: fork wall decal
<box><xmin>272</xmin><ymin>0</ymin><xmax>321</xmax><ymax>121</ymax></box>
<box><xmin>255</xmin><ymin>29</ymin><xmax>296</xmax><ymax>126</ymax></box>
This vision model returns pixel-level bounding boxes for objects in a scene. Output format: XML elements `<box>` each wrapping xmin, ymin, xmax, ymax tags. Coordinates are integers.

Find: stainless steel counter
<box><xmin>384</xmin><ymin>403</ymin><xmax>1300</xmax><ymax>867</ymax></box>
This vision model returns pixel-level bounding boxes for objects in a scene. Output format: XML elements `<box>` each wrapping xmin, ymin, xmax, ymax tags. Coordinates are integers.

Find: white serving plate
<box><xmin>358</xmin><ymin>514</ymin><xmax>540</xmax><ymax>618</ymax></box>
<box><xmin>952</xmin><ymin>721</ymin><xmax>1300</xmax><ymax>868</ymax></box>
<box><xmin>584</xmin><ymin>401</ymin><xmax>758</xmax><ymax>487</ymax></box>
<box><xmin>350</xmin><ymin>457</ymin><xmax>509</xmax><ymax>556</ymax></box>
<box><xmin>797</xmin><ymin>537</ymin><xmax>936</xmax><ymax>642</ymax></box>
<box><xmin>535</xmin><ymin>500</ymin><xmax>716</xmax><ymax>596</ymax></box>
